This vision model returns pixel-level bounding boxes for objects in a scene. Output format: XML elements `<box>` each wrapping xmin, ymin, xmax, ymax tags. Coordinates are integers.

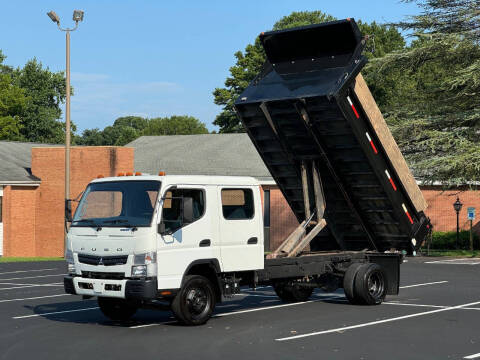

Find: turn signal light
<box><xmin>117</xmin><ymin>172</ymin><xmax>125</xmax><ymax>176</ymax></box>
<box><xmin>160</xmin><ymin>291</ymin><xmax>172</xmax><ymax>296</ymax></box>
<box><xmin>97</xmin><ymin>175</ymin><xmax>104</xmax><ymax>178</ymax></box>
<box><xmin>158</xmin><ymin>171</ymin><xmax>166</xmax><ymax>176</ymax></box>
<box><xmin>126</xmin><ymin>172</ymin><xmax>133</xmax><ymax>176</ymax></box>
<box><xmin>135</xmin><ymin>172</ymin><xmax>142</xmax><ymax>176</ymax></box>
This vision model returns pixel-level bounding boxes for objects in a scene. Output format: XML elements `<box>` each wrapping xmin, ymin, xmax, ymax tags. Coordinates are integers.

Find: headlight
<box><xmin>131</xmin><ymin>265</ymin><xmax>147</xmax><ymax>277</ymax></box>
<box><xmin>65</xmin><ymin>249</ymin><xmax>75</xmax><ymax>274</ymax></box>
<box><xmin>133</xmin><ymin>251</ymin><xmax>157</xmax><ymax>265</ymax></box>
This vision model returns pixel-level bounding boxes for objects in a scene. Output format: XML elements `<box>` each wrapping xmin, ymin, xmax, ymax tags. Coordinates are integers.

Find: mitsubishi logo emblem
<box><xmin>98</xmin><ymin>258</ymin><xmax>104</xmax><ymax>265</ymax></box>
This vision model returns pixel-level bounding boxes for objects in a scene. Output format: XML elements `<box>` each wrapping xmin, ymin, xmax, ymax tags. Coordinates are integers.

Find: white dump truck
<box><xmin>64</xmin><ymin>19</ymin><xmax>431</xmax><ymax>325</ymax></box>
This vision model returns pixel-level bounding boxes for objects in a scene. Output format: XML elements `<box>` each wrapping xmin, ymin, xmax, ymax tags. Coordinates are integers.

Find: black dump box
<box><xmin>234</xmin><ymin>19</ymin><xmax>431</xmax><ymax>254</ymax></box>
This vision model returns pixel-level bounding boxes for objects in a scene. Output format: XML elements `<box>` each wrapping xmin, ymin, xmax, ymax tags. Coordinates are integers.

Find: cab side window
<box><xmin>221</xmin><ymin>188</ymin><xmax>254</xmax><ymax>220</ymax></box>
<box><xmin>162</xmin><ymin>188</ymin><xmax>205</xmax><ymax>233</ymax></box>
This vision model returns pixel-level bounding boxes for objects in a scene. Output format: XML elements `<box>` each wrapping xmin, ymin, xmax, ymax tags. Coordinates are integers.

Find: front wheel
<box><xmin>98</xmin><ymin>297</ymin><xmax>138</xmax><ymax>321</ymax></box>
<box><xmin>171</xmin><ymin>275</ymin><xmax>216</xmax><ymax>326</ymax></box>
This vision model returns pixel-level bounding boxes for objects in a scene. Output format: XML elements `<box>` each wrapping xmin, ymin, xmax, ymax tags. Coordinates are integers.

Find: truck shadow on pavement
<box><xmin>23</xmin><ymin>291</ymin><xmax>349</xmax><ymax>327</ymax></box>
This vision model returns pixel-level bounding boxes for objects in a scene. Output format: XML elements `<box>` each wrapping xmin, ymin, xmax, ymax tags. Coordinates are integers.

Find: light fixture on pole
<box><xmin>453</xmin><ymin>197</ymin><xmax>463</xmax><ymax>249</ymax></box>
<box><xmin>47</xmin><ymin>9</ymin><xmax>84</xmax><ymax>254</ymax></box>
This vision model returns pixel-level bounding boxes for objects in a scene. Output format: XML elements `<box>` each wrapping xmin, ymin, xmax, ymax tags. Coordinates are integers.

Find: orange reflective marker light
<box><xmin>117</xmin><ymin>172</ymin><xmax>125</xmax><ymax>176</ymax></box>
<box><xmin>135</xmin><ymin>172</ymin><xmax>142</xmax><ymax>176</ymax></box>
<box><xmin>97</xmin><ymin>174</ymin><xmax>104</xmax><ymax>178</ymax></box>
<box><xmin>126</xmin><ymin>172</ymin><xmax>133</xmax><ymax>176</ymax></box>
<box><xmin>158</xmin><ymin>171</ymin><xmax>166</xmax><ymax>176</ymax></box>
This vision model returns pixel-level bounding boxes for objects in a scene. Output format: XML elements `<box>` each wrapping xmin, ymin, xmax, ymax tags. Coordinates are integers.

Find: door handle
<box><xmin>247</xmin><ymin>237</ymin><xmax>258</xmax><ymax>245</ymax></box>
<box><xmin>199</xmin><ymin>239</ymin><xmax>211</xmax><ymax>247</ymax></box>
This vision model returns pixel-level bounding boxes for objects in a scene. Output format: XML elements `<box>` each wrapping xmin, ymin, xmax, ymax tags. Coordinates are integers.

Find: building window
<box><xmin>221</xmin><ymin>189</ymin><xmax>254</xmax><ymax>220</ymax></box>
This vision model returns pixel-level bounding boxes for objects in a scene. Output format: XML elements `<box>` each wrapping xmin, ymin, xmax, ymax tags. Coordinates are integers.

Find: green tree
<box><xmin>12</xmin><ymin>58</ymin><xmax>68</xmax><ymax>143</ymax></box>
<box><xmin>0</xmin><ymin>55</ymin><xmax>27</xmax><ymax>140</ymax></box>
<box><xmin>367</xmin><ymin>0</ymin><xmax>480</xmax><ymax>184</ymax></box>
<box><xmin>142</xmin><ymin>115</ymin><xmax>208</xmax><ymax>136</ymax></box>
<box><xmin>212</xmin><ymin>11</ymin><xmax>406</xmax><ymax>133</ymax></box>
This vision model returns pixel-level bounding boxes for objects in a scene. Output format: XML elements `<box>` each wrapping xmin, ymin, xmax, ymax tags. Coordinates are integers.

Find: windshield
<box><xmin>72</xmin><ymin>180</ymin><xmax>161</xmax><ymax>227</ymax></box>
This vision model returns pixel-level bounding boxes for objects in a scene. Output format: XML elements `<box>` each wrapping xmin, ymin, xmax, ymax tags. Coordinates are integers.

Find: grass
<box><xmin>0</xmin><ymin>257</ymin><xmax>64</xmax><ymax>263</ymax></box>
<box><xmin>420</xmin><ymin>249</ymin><xmax>480</xmax><ymax>257</ymax></box>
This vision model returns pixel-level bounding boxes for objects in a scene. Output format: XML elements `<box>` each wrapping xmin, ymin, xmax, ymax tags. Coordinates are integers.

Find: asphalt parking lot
<box><xmin>0</xmin><ymin>257</ymin><xmax>479</xmax><ymax>360</ymax></box>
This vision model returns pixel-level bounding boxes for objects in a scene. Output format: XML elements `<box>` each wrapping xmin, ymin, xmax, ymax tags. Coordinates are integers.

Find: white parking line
<box><xmin>0</xmin><ymin>282</ymin><xmax>63</xmax><ymax>286</ymax></box>
<box><xmin>130</xmin><ymin>320</ymin><xmax>176</xmax><ymax>329</ymax></box>
<box><xmin>0</xmin><ymin>274</ymin><xmax>65</xmax><ymax>281</ymax></box>
<box><xmin>384</xmin><ymin>301</ymin><xmax>480</xmax><ymax>311</ymax></box>
<box><xmin>399</xmin><ymin>281</ymin><xmax>448</xmax><ymax>289</ymax></box>
<box><xmin>216</xmin><ymin>294</ymin><xmax>343</xmax><ymax>318</ymax></box>
<box><xmin>464</xmin><ymin>353</ymin><xmax>480</xmax><ymax>359</ymax></box>
<box><xmin>13</xmin><ymin>307</ymin><xmax>99</xmax><ymax>319</ymax></box>
<box><xmin>275</xmin><ymin>300</ymin><xmax>480</xmax><ymax>341</ymax></box>
<box><xmin>0</xmin><ymin>294</ymin><xmax>71</xmax><ymax>303</ymax></box>
<box><xmin>425</xmin><ymin>259</ymin><xmax>480</xmax><ymax>265</ymax></box>
<box><xmin>0</xmin><ymin>268</ymin><xmax>59</xmax><ymax>275</ymax></box>
<box><xmin>0</xmin><ymin>282</ymin><xmax>64</xmax><ymax>291</ymax></box>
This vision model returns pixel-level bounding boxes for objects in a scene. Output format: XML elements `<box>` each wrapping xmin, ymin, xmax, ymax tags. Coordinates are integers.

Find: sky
<box><xmin>0</xmin><ymin>0</ymin><xmax>420</xmax><ymax>134</ymax></box>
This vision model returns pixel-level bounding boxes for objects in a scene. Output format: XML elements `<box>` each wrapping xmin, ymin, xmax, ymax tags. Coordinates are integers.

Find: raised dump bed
<box><xmin>235</xmin><ymin>19</ymin><xmax>431</xmax><ymax>254</ymax></box>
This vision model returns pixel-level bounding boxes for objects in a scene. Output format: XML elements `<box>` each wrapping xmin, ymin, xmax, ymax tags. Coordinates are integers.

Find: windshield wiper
<box><xmin>72</xmin><ymin>219</ymin><xmax>102</xmax><ymax>229</ymax></box>
<box><xmin>102</xmin><ymin>219</ymin><xmax>137</xmax><ymax>230</ymax></box>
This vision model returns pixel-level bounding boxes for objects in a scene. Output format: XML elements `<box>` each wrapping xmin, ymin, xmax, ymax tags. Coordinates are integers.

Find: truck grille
<box><xmin>78</xmin><ymin>254</ymin><xmax>128</xmax><ymax>266</ymax></box>
<box><xmin>82</xmin><ymin>271</ymin><xmax>125</xmax><ymax>280</ymax></box>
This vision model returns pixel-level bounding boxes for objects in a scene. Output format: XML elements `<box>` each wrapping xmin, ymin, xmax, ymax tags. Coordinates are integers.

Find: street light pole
<box><xmin>47</xmin><ymin>10</ymin><xmax>84</xmax><ymax>254</ymax></box>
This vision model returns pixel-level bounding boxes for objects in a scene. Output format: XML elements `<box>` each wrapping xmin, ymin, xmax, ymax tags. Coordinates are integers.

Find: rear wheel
<box><xmin>171</xmin><ymin>275</ymin><xmax>216</xmax><ymax>326</ymax></box>
<box><xmin>343</xmin><ymin>263</ymin><xmax>363</xmax><ymax>304</ymax></box>
<box><xmin>273</xmin><ymin>281</ymin><xmax>313</xmax><ymax>302</ymax></box>
<box><xmin>354</xmin><ymin>263</ymin><xmax>386</xmax><ymax>305</ymax></box>
<box><xmin>98</xmin><ymin>297</ymin><xmax>138</xmax><ymax>321</ymax></box>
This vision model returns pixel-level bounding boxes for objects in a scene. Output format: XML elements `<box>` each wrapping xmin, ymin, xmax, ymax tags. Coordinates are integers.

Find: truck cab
<box><xmin>64</xmin><ymin>174</ymin><xmax>264</xmax><ymax>324</ymax></box>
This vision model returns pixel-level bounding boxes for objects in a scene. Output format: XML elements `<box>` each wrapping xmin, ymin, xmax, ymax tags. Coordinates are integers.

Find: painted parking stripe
<box><xmin>0</xmin><ymin>274</ymin><xmax>65</xmax><ymax>281</ymax></box>
<box><xmin>130</xmin><ymin>320</ymin><xmax>176</xmax><ymax>329</ymax></box>
<box><xmin>13</xmin><ymin>307</ymin><xmax>99</xmax><ymax>319</ymax></box>
<box><xmin>425</xmin><ymin>259</ymin><xmax>480</xmax><ymax>265</ymax></box>
<box><xmin>275</xmin><ymin>300</ymin><xmax>480</xmax><ymax>341</ymax></box>
<box><xmin>399</xmin><ymin>281</ymin><xmax>448</xmax><ymax>289</ymax></box>
<box><xmin>0</xmin><ymin>282</ymin><xmax>63</xmax><ymax>286</ymax></box>
<box><xmin>384</xmin><ymin>301</ymin><xmax>480</xmax><ymax>311</ymax></box>
<box><xmin>465</xmin><ymin>353</ymin><xmax>480</xmax><ymax>359</ymax></box>
<box><xmin>0</xmin><ymin>294</ymin><xmax>71</xmax><ymax>303</ymax></box>
<box><xmin>0</xmin><ymin>283</ymin><xmax>64</xmax><ymax>291</ymax></box>
<box><xmin>0</xmin><ymin>268</ymin><xmax>59</xmax><ymax>275</ymax></box>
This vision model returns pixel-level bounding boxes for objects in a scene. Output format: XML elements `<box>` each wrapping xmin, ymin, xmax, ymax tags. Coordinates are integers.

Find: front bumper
<box><xmin>64</xmin><ymin>276</ymin><xmax>158</xmax><ymax>300</ymax></box>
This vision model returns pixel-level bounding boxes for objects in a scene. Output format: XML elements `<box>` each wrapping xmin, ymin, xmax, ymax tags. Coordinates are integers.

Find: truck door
<box><xmin>218</xmin><ymin>186</ymin><xmax>263</xmax><ymax>271</ymax></box>
<box><xmin>157</xmin><ymin>185</ymin><xmax>221</xmax><ymax>285</ymax></box>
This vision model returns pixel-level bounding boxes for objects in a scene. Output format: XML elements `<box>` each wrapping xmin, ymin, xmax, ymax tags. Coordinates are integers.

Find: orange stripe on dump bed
<box><xmin>402</xmin><ymin>203</ymin><xmax>414</xmax><ymax>224</ymax></box>
<box><xmin>385</xmin><ymin>170</ymin><xmax>397</xmax><ymax>191</ymax></box>
<box><xmin>365</xmin><ymin>132</ymin><xmax>378</xmax><ymax>154</ymax></box>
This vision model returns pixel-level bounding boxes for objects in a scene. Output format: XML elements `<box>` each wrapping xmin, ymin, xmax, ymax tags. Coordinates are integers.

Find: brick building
<box><xmin>0</xmin><ymin>142</ymin><xmax>133</xmax><ymax>257</ymax></box>
<box><xmin>0</xmin><ymin>135</ymin><xmax>478</xmax><ymax>256</ymax></box>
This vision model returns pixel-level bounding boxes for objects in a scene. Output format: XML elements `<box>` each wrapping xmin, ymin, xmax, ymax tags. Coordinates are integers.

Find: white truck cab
<box><xmin>65</xmin><ymin>174</ymin><xmax>265</xmax><ymax>324</ymax></box>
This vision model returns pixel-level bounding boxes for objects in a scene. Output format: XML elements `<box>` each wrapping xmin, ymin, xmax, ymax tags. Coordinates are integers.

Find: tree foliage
<box><xmin>76</xmin><ymin>115</ymin><xmax>208</xmax><ymax>146</ymax></box>
<box><xmin>0</xmin><ymin>52</ymin><xmax>69</xmax><ymax>143</ymax></box>
<box><xmin>212</xmin><ymin>11</ymin><xmax>406</xmax><ymax>133</ymax></box>
<box><xmin>366</xmin><ymin>0</ymin><xmax>480</xmax><ymax>184</ymax></box>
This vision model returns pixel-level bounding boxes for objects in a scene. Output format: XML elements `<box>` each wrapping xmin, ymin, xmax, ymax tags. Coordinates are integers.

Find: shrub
<box><xmin>428</xmin><ymin>231</ymin><xmax>480</xmax><ymax>250</ymax></box>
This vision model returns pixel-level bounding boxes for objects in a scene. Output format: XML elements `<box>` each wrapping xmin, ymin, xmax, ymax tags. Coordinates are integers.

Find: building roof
<box><xmin>0</xmin><ymin>141</ymin><xmax>55</xmax><ymax>185</ymax></box>
<box><xmin>127</xmin><ymin>134</ymin><xmax>275</xmax><ymax>183</ymax></box>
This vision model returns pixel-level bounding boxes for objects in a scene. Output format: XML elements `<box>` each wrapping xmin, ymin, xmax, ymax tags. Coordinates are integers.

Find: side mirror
<box><xmin>65</xmin><ymin>199</ymin><xmax>73</xmax><ymax>223</ymax></box>
<box><xmin>158</xmin><ymin>222</ymin><xmax>166</xmax><ymax>235</ymax></box>
<box><xmin>183</xmin><ymin>197</ymin><xmax>194</xmax><ymax>224</ymax></box>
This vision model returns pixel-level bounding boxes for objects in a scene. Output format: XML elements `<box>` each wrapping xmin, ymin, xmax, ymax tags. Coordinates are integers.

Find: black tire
<box><xmin>97</xmin><ymin>297</ymin><xmax>138</xmax><ymax>321</ymax></box>
<box><xmin>273</xmin><ymin>281</ymin><xmax>314</xmax><ymax>303</ymax></box>
<box><xmin>171</xmin><ymin>275</ymin><xmax>216</xmax><ymax>326</ymax></box>
<box><xmin>354</xmin><ymin>263</ymin><xmax>387</xmax><ymax>305</ymax></box>
<box><xmin>343</xmin><ymin>263</ymin><xmax>363</xmax><ymax>304</ymax></box>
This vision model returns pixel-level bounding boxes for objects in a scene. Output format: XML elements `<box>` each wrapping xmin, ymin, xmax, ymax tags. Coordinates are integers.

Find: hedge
<box><xmin>427</xmin><ymin>230</ymin><xmax>480</xmax><ymax>250</ymax></box>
